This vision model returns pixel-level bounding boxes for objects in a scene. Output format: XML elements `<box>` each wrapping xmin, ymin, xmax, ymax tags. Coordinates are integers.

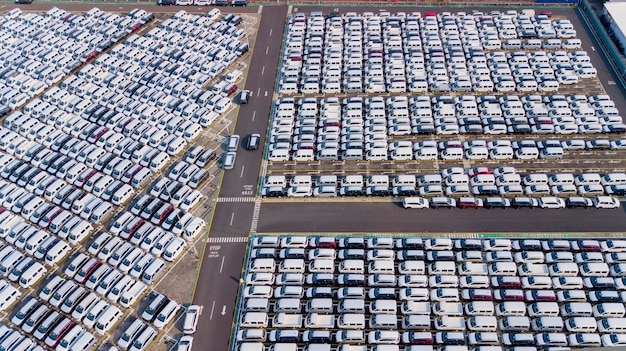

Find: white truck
<box><xmin>434</xmin><ymin>316</ymin><xmax>466</xmax><ymax>331</ymax></box>
<box><xmin>272</xmin><ymin>313</ymin><xmax>303</xmax><ymax>328</ymax></box>
<box><xmin>304</xmin><ymin>313</ymin><xmax>335</xmax><ymax>329</ymax></box>
<box><xmin>432</xmin><ymin>302</ymin><xmax>464</xmax><ymax>316</ymax></box>
<box><xmin>458</xmin><ymin>262</ymin><xmax>489</xmax><ymax>275</ymax></box>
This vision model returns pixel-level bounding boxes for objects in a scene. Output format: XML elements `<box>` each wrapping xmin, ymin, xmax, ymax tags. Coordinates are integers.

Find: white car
<box><xmin>593</xmin><ymin>196</ymin><xmax>620</xmax><ymax>209</ymax></box>
<box><xmin>402</xmin><ymin>197</ymin><xmax>429</xmax><ymax>209</ymax></box>
<box><xmin>539</xmin><ymin>197</ymin><xmax>565</xmax><ymax>209</ymax></box>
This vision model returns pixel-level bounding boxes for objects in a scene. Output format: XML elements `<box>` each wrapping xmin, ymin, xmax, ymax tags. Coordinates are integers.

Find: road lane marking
<box><xmin>216</xmin><ymin>197</ymin><xmax>255</xmax><ymax>202</ymax></box>
<box><xmin>264</xmin><ymin>91</ymin><xmax>268</xmax><ymax>96</ymax></box>
<box><xmin>256</xmin><ymin>87</ymin><xmax>260</xmax><ymax>96</ymax></box>
<box><xmin>240</xmin><ymin>165</ymin><xmax>245</xmax><ymax>178</ymax></box>
<box><xmin>219</xmin><ymin>256</ymin><xmax>225</xmax><ymax>273</ymax></box>
<box><xmin>252</xmin><ymin>110</ymin><xmax>256</xmax><ymax>122</ymax></box>
<box><xmin>209</xmin><ymin>300</ymin><xmax>216</xmax><ymax>320</ymax></box>
<box><xmin>261</xmin><ymin>66</ymin><xmax>265</xmax><ymax>75</ymax></box>
<box><xmin>265</xmin><ymin>46</ymin><xmax>269</xmax><ymax>55</ymax></box>
<box><xmin>229</xmin><ymin>212</ymin><xmax>235</xmax><ymax>226</ymax></box>
<box><xmin>269</xmin><ymin>28</ymin><xmax>273</xmax><ymax>37</ymax></box>
<box><xmin>206</xmin><ymin>236</ymin><xmax>249</xmax><ymax>243</ymax></box>
<box><xmin>249</xmin><ymin>198</ymin><xmax>261</xmax><ymax>233</ymax></box>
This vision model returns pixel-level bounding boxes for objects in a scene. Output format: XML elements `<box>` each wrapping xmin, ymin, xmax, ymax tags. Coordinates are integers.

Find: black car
<box><xmin>475</xmin><ymin>186</ymin><xmax>499</xmax><ymax>196</ymax></box>
<box><xmin>0</xmin><ymin>105</ymin><xmax>10</xmax><ymax>118</ymax></box>
<box><xmin>232</xmin><ymin>0</ymin><xmax>246</xmax><ymax>5</ymax></box>
<box><xmin>607</xmin><ymin>185</ymin><xmax>626</xmax><ymax>196</ymax></box>
<box><xmin>511</xmin><ymin>197</ymin><xmax>538</xmax><ymax>208</ymax></box>
<box><xmin>157</xmin><ymin>0</ymin><xmax>175</xmax><ymax>4</ymax></box>
<box><xmin>229</xmin><ymin>15</ymin><xmax>242</xmax><ymax>25</ymax></box>
<box><xmin>15</xmin><ymin>0</ymin><xmax>32</xmax><ymax>3</ymax></box>
<box><xmin>483</xmin><ymin>197</ymin><xmax>510</xmax><ymax>209</ymax></box>
<box><xmin>214</xmin><ymin>0</ymin><xmax>229</xmax><ymax>6</ymax></box>
<box><xmin>239</xmin><ymin>90</ymin><xmax>250</xmax><ymax>104</ymax></box>
<box><xmin>393</xmin><ymin>186</ymin><xmax>417</xmax><ymax>197</ymax></box>
<box><xmin>337</xmin><ymin>274</ymin><xmax>365</xmax><ymax>286</ymax></box>
<box><xmin>519</xmin><ymin>30</ymin><xmax>537</xmax><ymax>39</ymax></box>
<box><xmin>262</xmin><ymin>187</ymin><xmax>286</xmax><ymax>197</ymax></box>
<box><xmin>340</xmin><ymin>187</ymin><xmax>364</xmax><ymax>196</ymax></box>
<box><xmin>366</xmin><ymin>187</ymin><xmax>390</xmax><ymax>197</ymax></box>
<box><xmin>565</xmin><ymin>197</ymin><xmax>592</xmax><ymax>208</ymax></box>
<box><xmin>246</xmin><ymin>134</ymin><xmax>260</xmax><ymax>150</ymax></box>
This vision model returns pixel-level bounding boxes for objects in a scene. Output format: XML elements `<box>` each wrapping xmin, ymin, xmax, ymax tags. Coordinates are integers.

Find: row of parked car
<box><xmin>261</xmin><ymin>170</ymin><xmax>626</xmax><ymax>204</ymax></box>
<box><xmin>279</xmin><ymin>10</ymin><xmax>587</xmax><ymax>95</ymax></box>
<box><xmin>236</xmin><ymin>237</ymin><xmax>626</xmax><ymax>351</ymax></box>
<box><xmin>0</xmin><ymin>6</ymin><xmax>240</xmax><ymax>351</ymax></box>
<box><xmin>266</xmin><ymin>93</ymin><xmax>623</xmax><ymax>162</ymax></box>
<box><xmin>0</xmin><ymin>7</ymin><xmax>152</xmax><ymax>112</ymax></box>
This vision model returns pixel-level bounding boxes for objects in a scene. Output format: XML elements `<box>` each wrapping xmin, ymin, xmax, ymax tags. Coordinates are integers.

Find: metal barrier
<box><xmin>255</xmin><ymin>0</ymin><xmax>562</xmax><ymax>5</ymax></box>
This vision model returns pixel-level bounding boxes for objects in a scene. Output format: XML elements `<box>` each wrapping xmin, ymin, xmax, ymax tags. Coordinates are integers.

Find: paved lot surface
<box><xmin>194</xmin><ymin>5</ymin><xmax>626</xmax><ymax>351</ymax></box>
<box><xmin>7</xmin><ymin>4</ymin><xmax>625</xmax><ymax>351</ymax></box>
<box><xmin>257</xmin><ymin>200</ymin><xmax>626</xmax><ymax>233</ymax></box>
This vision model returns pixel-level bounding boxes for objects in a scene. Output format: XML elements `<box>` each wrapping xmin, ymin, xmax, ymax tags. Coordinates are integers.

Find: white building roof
<box><xmin>605</xmin><ymin>2</ymin><xmax>626</xmax><ymax>36</ymax></box>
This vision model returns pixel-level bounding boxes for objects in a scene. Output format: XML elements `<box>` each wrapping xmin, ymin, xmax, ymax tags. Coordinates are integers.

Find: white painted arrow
<box><xmin>221</xmin><ymin>305</ymin><xmax>226</xmax><ymax>315</ymax></box>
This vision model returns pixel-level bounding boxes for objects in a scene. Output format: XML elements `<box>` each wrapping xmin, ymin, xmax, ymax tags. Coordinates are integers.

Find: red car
<box><xmin>80</xmin><ymin>261</ymin><xmax>102</xmax><ymax>284</ymax></box>
<box><xmin>225</xmin><ymin>84</ymin><xmax>238</xmax><ymax>97</ymax></box>
<box><xmin>129</xmin><ymin>22</ymin><xmax>142</xmax><ymax>33</ymax></box>
<box><xmin>77</xmin><ymin>169</ymin><xmax>97</xmax><ymax>188</ymax></box>
<box><xmin>457</xmin><ymin>197</ymin><xmax>483</xmax><ymax>209</ymax></box>
<box><xmin>492</xmin><ymin>276</ymin><xmax>522</xmax><ymax>288</ymax></box>
<box><xmin>538</xmin><ymin>10</ymin><xmax>552</xmax><ymax>18</ymax></box>
<box><xmin>468</xmin><ymin>167</ymin><xmax>492</xmax><ymax>177</ymax></box>
<box><xmin>311</xmin><ymin>237</ymin><xmax>336</xmax><ymax>248</ymax></box>
<box><xmin>83</xmin><ymin>51</ymin><xmax>98</xmax><ymax>63</ymax></box>
<box><xmin>572</xmin><ymin>240</ymin><xmax>601</xmax><ymax>252</ymax></box>
<box><xmin>462</xmin><ymin>288</ymin><xmax>493</xmax><ymax>301</ymax></box>
<box><xmin>525</xmin><ymin>290</ymin><xmax>557</xmax><ymax>302</ymax></box>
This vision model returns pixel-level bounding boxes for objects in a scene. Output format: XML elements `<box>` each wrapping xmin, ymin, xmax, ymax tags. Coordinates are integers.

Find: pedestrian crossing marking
<box><xmin>217</xmin><ymin>197</ymin><xmax>255</xmax><ymax>203</ymax></box>
<box><xmin>206</xmin><ymin>236</ymin><xmax>249</xmax><ymax>243</ymax></box>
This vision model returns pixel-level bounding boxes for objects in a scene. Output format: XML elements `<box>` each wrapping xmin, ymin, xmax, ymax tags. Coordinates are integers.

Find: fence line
<box><xmin>251</xmin><ymin>0</ymin><xmax>571</xmax><ymax>5</ymax></box>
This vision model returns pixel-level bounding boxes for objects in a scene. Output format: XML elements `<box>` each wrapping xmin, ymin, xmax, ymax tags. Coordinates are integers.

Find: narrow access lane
<box><xmin>191</xmin><ymin>5</ymin><xmax>288</xmax><ymax>351</ymax></box>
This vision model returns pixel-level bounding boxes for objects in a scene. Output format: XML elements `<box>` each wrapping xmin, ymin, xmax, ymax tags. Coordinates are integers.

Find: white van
<box><xmin>95</xmin><ymin>305</ymin><xmax>122</xmax><ymax>335</ymax></box>
<box><xmin>565</xmin><ymin>317</ymin><xmax>597</xmax><ymax>332</ymax></box>
<box><xmin>532</xmin><ymin>316</ymin><xmax>564</xmax><ymax>332</ymax></box>
<box><xmin>119</xmin><ymin>280</ymin><xmax>147</xmax><ymax>308</ymax></box>
<box><xmin>268</xmin><ymin>150</ymin><xmax>289</xmax><ymax>162</ymax></box>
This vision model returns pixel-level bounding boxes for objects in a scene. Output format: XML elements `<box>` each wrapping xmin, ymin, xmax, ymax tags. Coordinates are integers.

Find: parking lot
<box><xmin>0</xmin><ymin>5</ymin><xmax>260</xmax><ymax>351</ymax></box>
<box><xmin>234</xmin><ymin>235</ymin><xmax>626</xmax><ymax>351</ymax></box>
<box><xmin>260</xmin><ymin>9</ymin><xmax>626</xmax><ymax>206</ymax></box>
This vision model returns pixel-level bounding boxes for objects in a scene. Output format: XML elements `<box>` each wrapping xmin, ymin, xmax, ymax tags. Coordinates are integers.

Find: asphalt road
<box><xmin>190</xmin><ymin>5</ymin><xmax>287</xmax><ymax>351</ymax></box>
<box><xmin>257</xmin><ymin>201</ymin><xmax>626</xmax><ymax>233</ymax></box>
